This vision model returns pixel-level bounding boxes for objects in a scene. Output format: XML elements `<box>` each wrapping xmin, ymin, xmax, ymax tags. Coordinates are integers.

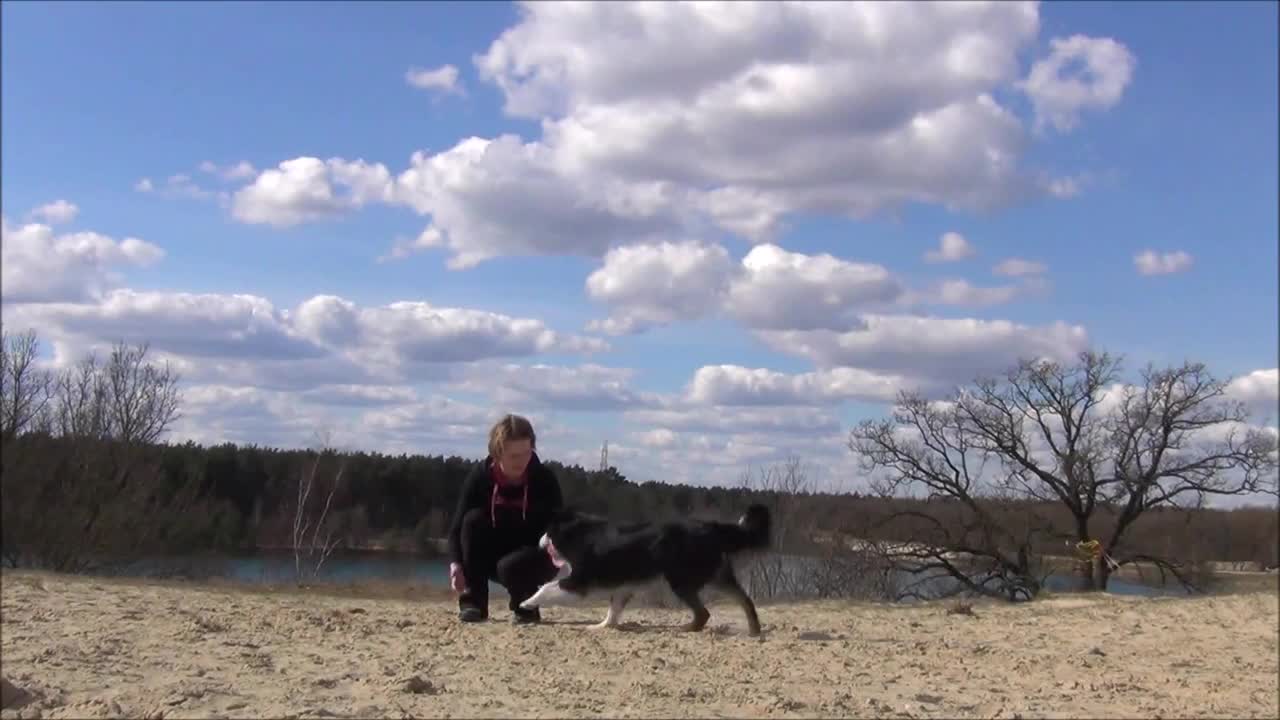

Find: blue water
<box><xmin>224</xmin><ymin>550</ymin><xmax>453</xmax><ymax>586</ymax></box>
<box><xmin>1042</xmin><ymin>572</ymin><xmax>1186</xmax><ymax>597</ymax></box>
<box><xmin>122</xmin><ymin>549</ymin><xmax>455</xmax><ymax>587</ymax></box>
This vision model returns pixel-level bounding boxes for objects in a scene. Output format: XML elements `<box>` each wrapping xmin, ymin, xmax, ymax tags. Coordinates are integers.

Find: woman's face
<box><xmin>498</xmin><ymin>437</ymin><xmax>533</xmax><ymax>478</ymax></box>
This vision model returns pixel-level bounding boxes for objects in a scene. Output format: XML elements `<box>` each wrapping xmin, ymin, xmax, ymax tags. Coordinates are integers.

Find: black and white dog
<box><xmin>519</xmin><ymin>504</ymin><xmax>772</xmax><ymax>636</ymax></box>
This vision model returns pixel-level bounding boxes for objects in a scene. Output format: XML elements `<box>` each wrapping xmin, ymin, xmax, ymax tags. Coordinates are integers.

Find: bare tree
<box><xmin>737</xmin><ymin>455</ymin><xmax>809</xmax><ymax>599</ymax></box>
<box><xmin>44</xmin><ymin>340</ymin><xmax>180</xmax><ymax>445</ymax></box>
<box><xmin>849</xmin><ymin>394</ymin><xmax>1050</xmax><ymax>601</ymax></box>
<box><xmin>1</xmin><ymin>332</ymin><xmax>202</xmax><ymax>572</ymax></box>
<box><xmin>849</xmin><ymin>350</ymin><xmax>1279</xmax><ymax>597</ymax></box>
<box><xmin>103</xmin><ymin>341</ymin><xmax>181</xmax><ymax>445</ymax></box>
<box><xmin>1092</xmin><ymin>359</ymin><xmax>1278</xmax><ymax>587</ymax></box>
<box><xmin>736</xmin><ymin>456</ymin><xmax>896</xmax><ymax>601</ymax></box>
<box><xmin>0</xmin><ymin>328</ymin><xmax>54</xmax><ymax>441</ymax></box>
<box><xmin>291</xmin><ymin>431</ymin><xmax>347</xmax><ymax>583</ymax></box>
<box><xmin>50</xmin><ymin>353</ymin><xmax>111</xmax><ymax>440</ymax></box>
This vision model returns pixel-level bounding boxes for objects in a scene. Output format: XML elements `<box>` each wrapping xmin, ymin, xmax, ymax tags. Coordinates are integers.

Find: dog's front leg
<box><xmin>520</xmin><ymin>578</ymin><xmax>578</xmax><ymax>610</ymax></box>
<box><xmin>519</xmin><ymin>579</ymin><xmax>560</xmax><ymax>609</ymax></box>
<box><xmin>591</xmin><ymin>591</ymin><xmax>632</xmax><ymax>630</ymax></box>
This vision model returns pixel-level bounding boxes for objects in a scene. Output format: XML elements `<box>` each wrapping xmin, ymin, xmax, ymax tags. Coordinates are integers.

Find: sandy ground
<box><xmin>2</xmin><ymin>570</ymin><xmax>1277</xmax><ymax>719</ymax></box>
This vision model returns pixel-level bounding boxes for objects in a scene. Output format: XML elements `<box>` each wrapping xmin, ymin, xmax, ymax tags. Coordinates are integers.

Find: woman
<box><xmin>446</xmin><ymin>413</ymin><xmax>564</xmax><ymax>623</ymax></box>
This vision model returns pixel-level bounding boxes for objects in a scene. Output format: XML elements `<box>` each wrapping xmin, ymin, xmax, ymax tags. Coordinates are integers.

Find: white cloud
<box><xmin>686</xmin><ymin>364</ymin><xmax>908</xmax><ymax>406</ymax></box>
<box><xmin>199</xmin><ymin>160</ymin><xmax>258</xmax><ymax>182</ymax></box>
<box><xmin>290</xmin><ymin>295</ymin><xmax>609</xmax><ymax>375</ymax></box>
<box><xmin>918</xmin><ymin>277</ymin><xmax>1047</xmax><ymax>307</ymax></box>
<box><xmin>452</xmin><ymin>362</ymin><xmax>656</xmax><ymax>412</ymax></box>
<box><xmin>135</xmin><ymin>163</ymin><xmax>253</xmax><ymax>202</ymax></box>
<box><xmin>12</xmin><ymin>287</ymin><xmax>610</xmax><ymax>396</ymax></box>
<box><xmin>1020</xmin><ymin>34</ymin><xmax>1136</xmax><ymax>133</ymax></box>
<box><xmin>379</xmin><ymin>226</ymin><xmax>446</xmax><ymax>263</ymax></box>
<box><xmin>1134</xmin><ymin>249</ymin><xmax>1193</xmax><ymax>276</ymax></box>
<box><xmin>1</xmin><ymin>217</ymin><xmax>164</xmax><ymax>304</ymax></box>
<box><xmin>359</xmin><ymin>395</ymin><xmax>499</xmax><ymax>446</ymax></box>
<box><xmin>635</xmin><ymin>428</ymin><xmax>678</xmax><ymax>449</ymax></box>
<box><xmin>169</xmin><ymin>384</ymin><xmax>334</xmax><ymax>450</ymax></box>
<box><xmin>727</xmin><ymin>244</ymin><xmax>903</xmax><ymax>331</ymax></box>
<box><xmin>27</xmin><ymin>200</ymin><xmax>79</xmax><ymax>225</ymax></box>
<box><xmin>1227</xmin><ymin>368</ymin><xmax>1279</xmax><ymax>423</ymax></box>
<box><xmin>608</xmin><ymin>419</ymin><xmax>857</xmax><ymax>490</ymax></box>
<box><xmin>143</xmin><ymin>3</ymin><xmax>1133</xmax><ymax>270</ymax></box>
<box><xmin>168</xmin><ymin>139</ymin><xmax>687</xmax><ymax>269</ymax></box>
<box><xmin>230</xmin><ymin>157</ymin><xmax>394</xmax><ymax>227</ymax></box>
<box><xmin>13</xmin><ymin>289</ymin><xmax>327</xmax><ymax>361</ymax></box>
<box><xmin>405</xmin><ymin>64</ymin><xmax>463</xmax><ymax>95</ymax></box>
<box><xmin>355</xmin><ymin>398</ymin><xmax>587</xmax><ymax>459</ymax></box>
<box><xmin>757</xmin><ymin>314</ymin><xmax>1091</xmax><ymax>391</ymax></box>
<box><xmin>585</xmin><ymin>241</ymin><xmax>906</xmax><ymax>335</ymax></box>
<box><xmin>387</xmin><ymin>135</ymin><xmax>681</xmax><ymax>268</ymax></box>
<box><xmin>170</xmin><ymin>174</ymin><xmax>221</xmax><ymax>200</ymax></box>
<box><xmin>585</xmin><ymin>240</ymin><xmax>735</xmax><ymax>334</ymax></box>
<box><xmin>584</xmin><ymin>240</ymin><xmax>1036</xmax><ymax>336</ymax></box>
<box><xmin>476</xmin><ymin>0</ymin><xmax>1092</xmax><ymax>238</ymax></box>
<box><xmin>993</xmin><ymin>257</ymin><xmax>1048</xmax><ymax>276</ymax></box>
<box><xmin>924</xmin><ymin>231</ymin><xmax>976</xmax><ymax>263</ymax></box>
<box><xmin>297</xmin><ymin>384</ymin><xmax>420</xmax><ymax>407</ymax></box>
<box><xmin>170</xmin><ymin>384</ymin><xmax>497</xmax><ymax>456</ymax></box>
<box><xmin>170</xmin><ymin>174</ymin><xmax>211</xmax><ymax>198</ymax></box>
<box><xmin>625</xmin><ymin>403</ymin><xmax>843</xmax><ymax>438</ymax></box>
<box><xmin>1044</xmin><ymin>175</ymin><xmax>1084</xmax><ymax>199</ymax></box>
<box><xmin>168</xmin><ymin>381</ymin><xmax>518</xmax><ymax>457</ymax></box>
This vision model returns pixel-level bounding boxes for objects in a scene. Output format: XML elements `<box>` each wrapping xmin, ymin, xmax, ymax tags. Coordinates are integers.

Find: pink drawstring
<box><xmin>490</xmin><ymin>477</ymin><xmax>529</xmax><ymax>526</ymax></box>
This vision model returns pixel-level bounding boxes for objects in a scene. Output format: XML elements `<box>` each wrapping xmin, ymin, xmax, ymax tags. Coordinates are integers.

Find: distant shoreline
<box><xmin>251</xmin><ymin>537</ymin><xmax>450</xmax><ymax>557</ymax></box>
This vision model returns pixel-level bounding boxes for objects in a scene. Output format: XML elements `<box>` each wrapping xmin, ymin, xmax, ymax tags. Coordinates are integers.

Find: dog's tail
<box><xmin>722</xmin><ymin>503</ymin><xmax>771</xmax><ymax>554</ymax></box>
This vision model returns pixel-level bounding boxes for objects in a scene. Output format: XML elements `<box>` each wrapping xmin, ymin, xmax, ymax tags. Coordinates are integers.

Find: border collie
<box><xmin>519</xmin><ymin>504</ymin><xmax>772</xmax><ymax>636</ymax></box>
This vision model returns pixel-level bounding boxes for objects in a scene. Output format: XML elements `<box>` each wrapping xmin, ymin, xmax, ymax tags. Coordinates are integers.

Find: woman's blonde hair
<box><xmin>488</xmin><ymin>413</ymin><xmax>536</xmax><ymax>459</ymax></box>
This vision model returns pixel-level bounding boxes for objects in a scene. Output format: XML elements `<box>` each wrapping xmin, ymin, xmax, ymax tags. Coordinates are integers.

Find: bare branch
<box><xmin>0</xmin><ymin>327</ymin><xmax>54</xmax><ymax>441</ymax></box>
<box><xmin>848</xmin><ymin>350</ymin><xmax>1278</xmax><ymax>595</ymax></box>
<box><xmin>104</xmin><ymin>341</ymin><xmax>182</xmax><ymax>445</ymax></box>
<box><xmin>292</xmin><ymin>430</ymin><xmax>348</xmax><ymax>584</ymax></box>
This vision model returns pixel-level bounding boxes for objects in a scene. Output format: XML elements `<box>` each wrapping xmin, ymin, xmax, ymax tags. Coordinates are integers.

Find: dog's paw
<box><xmin>590</xmin><ymin>620</ymin><xmax>618</xmax><ymax>631</ymax></box>
<box><xmin>518</xmin><ymin>599</ymin><xmax>538</xmax><ymax>610</ymax></box>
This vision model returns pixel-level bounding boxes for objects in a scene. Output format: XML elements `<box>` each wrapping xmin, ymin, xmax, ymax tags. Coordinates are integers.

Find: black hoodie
<box><xmin>446</xmin><ymin>452</ymin><xmax>563</xmax><ymax>565</ymax></box>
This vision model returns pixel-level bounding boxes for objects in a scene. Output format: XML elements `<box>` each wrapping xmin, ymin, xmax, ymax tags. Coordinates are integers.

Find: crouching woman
<box><xmin>446</xmin><ymin>414</ymin><xmax>563</xmax><ymax>624</ymax></box>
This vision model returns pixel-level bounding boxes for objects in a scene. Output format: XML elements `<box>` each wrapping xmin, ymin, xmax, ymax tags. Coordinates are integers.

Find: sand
<box><xmin>2</xmin><ymin>569</ymin><xmax>1277</xmax><ymax>719</ymax></box>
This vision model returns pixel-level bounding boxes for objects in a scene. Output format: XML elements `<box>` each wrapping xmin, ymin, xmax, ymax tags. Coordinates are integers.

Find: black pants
<box><xmin>457</xmin><ymin>507</ymin><xmax>558</xmax><ymax>613</ymax></box>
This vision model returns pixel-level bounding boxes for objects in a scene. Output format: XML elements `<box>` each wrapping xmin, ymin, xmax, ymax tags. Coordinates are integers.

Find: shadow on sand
<box><xmin>541</xmin><ymin>617</ymin><xmax>772</xmax><ymax>638</ymax></box>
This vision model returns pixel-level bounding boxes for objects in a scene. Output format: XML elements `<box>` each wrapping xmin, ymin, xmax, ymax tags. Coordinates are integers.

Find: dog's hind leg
<box><xmin>714</xmin><ymin>563</ymin><xmax>762</xmax><ymax>637</ymax></box>
<box><xmin>592</xmin><ymin>591</ymin><xmax>633</xmax><ymax>630</ymax></box>
<box><xmin>668</xmin><ymin>583</ymin><xmax>710</xmax><ymax>632</ymax></box>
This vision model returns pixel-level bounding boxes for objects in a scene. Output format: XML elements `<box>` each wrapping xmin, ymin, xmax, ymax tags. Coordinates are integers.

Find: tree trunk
<box><xmin>1075</xmin><ymin>518</ymin><xmax>1107</xmax><ymax>592</ymax></box>
<box><xmin>1090</xmin><ymin>556</ymin><xmax>1111</xmax><ymax>591</ymax></box>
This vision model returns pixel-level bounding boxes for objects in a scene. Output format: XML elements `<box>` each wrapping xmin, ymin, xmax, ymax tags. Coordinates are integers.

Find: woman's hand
<box><xmin>449</xmin><ymin>562</ymin><xmax>467</xmax><ymax>593</ymax></box>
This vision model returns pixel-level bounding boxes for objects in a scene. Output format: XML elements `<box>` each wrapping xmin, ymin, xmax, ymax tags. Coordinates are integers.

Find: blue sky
<box><xmin>3</xmin><ymin>1</ymin><xmax>1276</xmax><ymax>495</ymax></box>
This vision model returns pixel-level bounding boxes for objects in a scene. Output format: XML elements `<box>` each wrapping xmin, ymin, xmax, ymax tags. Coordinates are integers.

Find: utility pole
<box><xmin>598</xmin><ymin>440</ymin><xmax>609</xmax><ymax>472</ymax></box>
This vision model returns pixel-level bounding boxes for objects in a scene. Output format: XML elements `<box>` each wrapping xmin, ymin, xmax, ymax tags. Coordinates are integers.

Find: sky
<box><xmin>2</xmin><ymin>1</ymin><xmax>1277</xmax><ymax>498</ymax></box>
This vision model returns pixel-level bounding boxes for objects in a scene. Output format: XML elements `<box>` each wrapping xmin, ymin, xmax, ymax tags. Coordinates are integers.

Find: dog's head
<box><xmin>538</xmin><ymin>506</ymin><xmax>608</xmax><ymax>564</ymax></box>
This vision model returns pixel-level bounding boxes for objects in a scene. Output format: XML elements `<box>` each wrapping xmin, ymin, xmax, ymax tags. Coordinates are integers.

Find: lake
<box><xmin>103</xmin><ymin>548</ymin><xmax>1188</xmax><ymax>601</ymax></box>
<box><xmin>115</xmin><ymin>549</ymin><xmax>455</xmax><ymax>586</ymax></box>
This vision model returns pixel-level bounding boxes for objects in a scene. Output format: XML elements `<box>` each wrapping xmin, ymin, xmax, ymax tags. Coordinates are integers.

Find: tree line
<box><xmin>2</xmin><ymin>327</ymin><xmax>1276</xmax><ymax>599</ymax></box>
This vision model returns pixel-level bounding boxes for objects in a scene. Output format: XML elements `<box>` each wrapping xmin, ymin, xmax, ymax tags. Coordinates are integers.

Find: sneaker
<box><xmin>459</xmin><ymin>606</ymin><xmax>487</xmax><ymax>623</ymax></box>
<box><xmin>511</xmin><ymin>606</ymin><xmax>540</xmax><ymax>624</ymax></box>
